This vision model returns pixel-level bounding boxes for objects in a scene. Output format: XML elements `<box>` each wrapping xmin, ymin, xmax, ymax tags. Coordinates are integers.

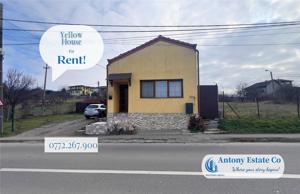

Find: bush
<box><xmin>188</xmin><ymin>115</ymin><xmax>205</xmax><ymax>132</ymax></box>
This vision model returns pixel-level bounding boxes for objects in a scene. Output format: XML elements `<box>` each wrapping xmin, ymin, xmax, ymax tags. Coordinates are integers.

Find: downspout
<box><xmin>106</xmin><ymin>61</ymin><xmax>109</xmax><ymax>115</ymax></box>
<box><xmin>196</xmin><ymin>49</ymin><xmax>200</xmax><ymax>116</ymax></box>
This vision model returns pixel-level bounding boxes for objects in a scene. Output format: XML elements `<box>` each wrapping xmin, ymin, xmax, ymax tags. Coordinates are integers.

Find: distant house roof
<box><xmin>69</xmin><ymin>85</ymin><xmax>86</xmax><ymax>88</ymax></box>
<box><xmin>245</xmin><ymin>79</ymin><xmax>293</xmax><ymax>90</ymax></box>
<box><xmin>107</xmin><ymin>35</ymin><xmax>197</xmax><ymax>65</ymax></box>
<box><xmin>245</xmin><ymin>81</ymin><xmax>268</xmax><ymax>90</ymax></box>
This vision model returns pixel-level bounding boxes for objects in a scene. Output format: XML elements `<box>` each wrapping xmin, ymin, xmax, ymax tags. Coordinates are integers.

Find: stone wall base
<box><xmin>107</xmin><ymin>113</ymin><xmax>191</xmax><ymax>130</ymax></box>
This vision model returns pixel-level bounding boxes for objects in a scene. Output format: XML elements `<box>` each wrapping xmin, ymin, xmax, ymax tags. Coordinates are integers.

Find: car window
<box><xmin>87</xmin><ymin>105</ymin><xmax>98</xmax><ymax>108</ymax></box>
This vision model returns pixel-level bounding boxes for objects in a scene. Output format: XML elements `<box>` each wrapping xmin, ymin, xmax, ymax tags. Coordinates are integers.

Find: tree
<box><xmin>4</xmin><ymin>69</ymin><xmax>35</xmax><ymax>132</ymax></box>
<box><xmin>236</xmin><ymin>82</ymin><xmax>248</xmax><ymax>102</ymax></box>
<box><xmin>47</xmin><ymin>89</ymin><xmax>70</xmax><ymax>114</ymax></box>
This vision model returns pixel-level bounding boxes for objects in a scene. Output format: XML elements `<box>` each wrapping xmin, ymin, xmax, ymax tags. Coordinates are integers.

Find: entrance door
<box><xmin>119</xmin><ymin>85</ymin><xmax>128</xmax><ymax>112</ymax></box>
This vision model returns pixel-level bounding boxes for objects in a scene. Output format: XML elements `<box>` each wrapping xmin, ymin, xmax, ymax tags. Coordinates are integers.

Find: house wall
<box><xmin>107</xmin><ymin>41</ymin><xmax>198</xmax><ymax>115</ymax></box>
<box><xmin>266</xmin><ymin>82</ymin><xmax>281</xmax><ymax>95</ymax></box>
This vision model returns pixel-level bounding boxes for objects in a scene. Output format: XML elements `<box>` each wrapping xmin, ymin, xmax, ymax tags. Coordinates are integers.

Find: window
<box><xmin>169</xmin><ymin>80</ymin><xmax>182</xmax><ymax>97</ymax></box>
<box><xmin>141</xmin><ymin>81</ymin><xmax>154</xmax><ymax>98</ymax></box>
<box><xmin>141</xmin><ymin>80</ymin><xmax>183</xmax><ymax>98</ymax></box>
<box><xmin>155</xmin><ymin>81</ymin><xmax>168</xmax><ymax>98</ymax></box>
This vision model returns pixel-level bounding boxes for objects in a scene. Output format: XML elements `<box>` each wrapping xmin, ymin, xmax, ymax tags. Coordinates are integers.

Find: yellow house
<box><xmin>107</xmin><ymin>35</ymin><xmax>199</xmax><ymax>130</ymax></box>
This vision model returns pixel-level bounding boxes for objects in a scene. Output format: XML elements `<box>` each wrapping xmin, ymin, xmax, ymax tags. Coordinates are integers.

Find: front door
<box><xmin>119</xmin><ymin>85</ymin><xmax>128</xmax><ymax>112</ymax></box>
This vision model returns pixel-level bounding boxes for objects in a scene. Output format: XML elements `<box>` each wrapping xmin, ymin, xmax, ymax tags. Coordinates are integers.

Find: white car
<box><xmin>84</xmin><ymin>104</ymin><xmax>106</xmax><ymax>119</ymax></box>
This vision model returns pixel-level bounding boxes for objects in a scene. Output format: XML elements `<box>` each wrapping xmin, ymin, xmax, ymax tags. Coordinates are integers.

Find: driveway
<box><xmin>13</xmin><ymin>119</ymin><xmax>90</xmax><ymax>137</ymax></box>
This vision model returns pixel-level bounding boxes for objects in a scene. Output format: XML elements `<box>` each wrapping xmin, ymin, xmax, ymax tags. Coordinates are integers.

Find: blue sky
<box><xmin>1</xmin><ymin>0</ymin><xmax>300</xmax><ymax>93</ymax></box>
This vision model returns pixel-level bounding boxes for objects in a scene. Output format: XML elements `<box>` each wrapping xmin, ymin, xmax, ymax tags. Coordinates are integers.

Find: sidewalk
<box><xmin>1</xmin><ymin>129</ymin><xmax>300</xmax><ymax>143</ymax></box>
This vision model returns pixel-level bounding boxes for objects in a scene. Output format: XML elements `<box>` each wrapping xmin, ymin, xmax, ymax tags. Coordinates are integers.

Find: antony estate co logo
<box><xmin>39</xmin><ymin>25</ymin><xmax>104</xmax><ymax>81</ymax></box>
<box><xmin>205</xmin><ymin>157</ymin><xmax>218</xmax><ymax>173</ymax></box>
<box><xmin>202</xmin><ymin>154</ymin><xmax>284</xmax><ymax>179</ymax></box>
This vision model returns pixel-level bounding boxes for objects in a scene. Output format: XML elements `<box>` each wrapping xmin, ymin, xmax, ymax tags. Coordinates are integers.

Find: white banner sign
<box><xmin>202</xmin><ymin>154</ymin><xmax>284</xmax><ymax>179</ymax></box>
<box><xmin>44</xmin><ymin>137</ymin><xmax>98</xmax><ymax>153</ymax></box>
<box><xmin>39</xmin><ymin>25</ymin><xmax>104</xmax><ymax>81</ymax></box>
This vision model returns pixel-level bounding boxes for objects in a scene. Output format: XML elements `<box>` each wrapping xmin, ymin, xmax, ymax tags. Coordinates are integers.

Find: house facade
<box><xmin>106</xmin><ymin>36</ymin><xmax>199</xmax><ymax>130</ymax></box>
<box><xmin>245</xmin><ymin>79</ymin><xmax>293</xmax><ymax>99</ymax></box>
<box><xmin>90</xmin><ymin>86</ymin><xmax>107</xmax><ymax>98</ymax></box>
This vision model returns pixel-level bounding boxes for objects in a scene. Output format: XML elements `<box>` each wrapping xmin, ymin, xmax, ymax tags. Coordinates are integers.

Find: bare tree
<box><xmin>236</xmin><ymin>82</ymin><xmax>248</xmax><ymax>102</ymax></box>
<box><xmin>4</xmin><ymin>69</ymin><xmax>35</xmax><ymax>132</ymax></box>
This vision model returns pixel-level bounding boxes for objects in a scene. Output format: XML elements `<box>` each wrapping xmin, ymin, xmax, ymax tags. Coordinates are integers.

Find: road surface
<box><xmin>1</xmin><ymin>143</ymin><xmax>300</xmax><ymax>194</ymax></box>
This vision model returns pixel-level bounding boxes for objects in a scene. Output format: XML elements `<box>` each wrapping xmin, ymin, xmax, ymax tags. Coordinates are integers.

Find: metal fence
<box><xmin>219</xmin><ymin>96</ymin><xmax>300</xmax><ymax>119</ymax></box>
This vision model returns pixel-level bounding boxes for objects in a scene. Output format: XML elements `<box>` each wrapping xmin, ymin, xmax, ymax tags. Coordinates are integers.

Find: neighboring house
<box><xmin>91</xmin><ymin>86</ymin><xmax>107</xmax><ymax>98</ymax></box>
<box><xmin>90</xmin><ymin>87</ymin><xmax>99</xmax><ymax>94</ymax></box>
<box><xmin>68</xmin><ymin>85</ymin><xmax>92</xmax><ymax>96</ymax></box>
<box><xmin>106</xmin><ymin>35</ymin><xmax>199</xmax><ymax>130</ymax></box>
<box><xmin>245</xmin><ymin>79</ymin><xmax>293</xmax><ymax>99</ymax></box>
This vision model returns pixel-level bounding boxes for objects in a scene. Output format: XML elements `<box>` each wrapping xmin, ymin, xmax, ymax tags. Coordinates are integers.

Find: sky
<box><xmin>1</xmin><ymin>0</ymin><xmax>300</xmax><ymax>94</ymax></box>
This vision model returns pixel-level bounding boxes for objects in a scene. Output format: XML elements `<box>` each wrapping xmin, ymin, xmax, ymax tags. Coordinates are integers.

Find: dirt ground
<box><xmin>14</xmin><ymin>119</ymin><xmax>90</xmax><ymax>137</ymax></box>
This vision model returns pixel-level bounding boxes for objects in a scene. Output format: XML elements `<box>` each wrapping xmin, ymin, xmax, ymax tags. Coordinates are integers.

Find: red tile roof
<box><xmin>107</xmin><ymin>35</ymin><xmax>197</xmax><ymax>65</ymax></box>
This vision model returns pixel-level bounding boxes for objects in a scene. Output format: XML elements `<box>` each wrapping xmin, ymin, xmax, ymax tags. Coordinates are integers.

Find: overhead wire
<box><xmin>3</xmin><ymin>17</ymin><xmax>300</xmax><ymax>47</ymax></box>
<box><xmin>2</xmin><ymin>17</ymin><xmax>300</xmax><ymax>27</ymax></box>
<box><xmin>3</xmin><ymin>22</ymin><xmax>300</xmax><ymax>33</ymax></box>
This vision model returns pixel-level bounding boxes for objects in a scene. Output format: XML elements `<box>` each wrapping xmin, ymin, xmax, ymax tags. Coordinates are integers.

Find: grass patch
<box><xmin>219</xmin><ymin>101</ymin><xmax>299</xmax><ymax>119</ymax></box>
<box><xmin>219</xmin><ymin>118</ymin><xmax>300</xmax><ymax>133</ymax></box>
<box><xmin>1</xmin><ymin>113</ymin><xmax>83</xmax><ymax>137</ymax></box>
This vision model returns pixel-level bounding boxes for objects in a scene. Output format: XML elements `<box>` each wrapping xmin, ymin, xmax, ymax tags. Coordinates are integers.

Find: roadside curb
<box><xmin>1</xmin><ymin>136</ymin><xmax>300</xmax><ymax>143</ymax></box>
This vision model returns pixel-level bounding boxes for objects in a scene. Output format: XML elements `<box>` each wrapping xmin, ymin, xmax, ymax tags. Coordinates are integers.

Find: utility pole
<box><xmin>256</xmin><ymin>96</ymin><xmax>260</xmax><ymax>119</ymax></box>
<box><xmin>265</xmin><ymin>69</ymin><xmax>275</xmax><ymax>99</ymax></box>
<box><xmin>297</xmin><ymin>91</ymin><xmax>299</xmax><ymax>118</ymax></box>
<box><xmin>222</xmin><ymin>91</ymin><xmax>225</xmax><ymax>118</ymax></box>
<box><xmin>97</xmin><ymin>81</ymin><xmax>100</xmax><ymax>98</ymax></box>
<box><xmin>42</xmin><ymin>64</ymin><xmax>49</xmax><ymax>112</ymax></box>
<box><xmin>0</xmin><ymin>3</ymin><xmax>3</xmax><ymax>135</ymax></box>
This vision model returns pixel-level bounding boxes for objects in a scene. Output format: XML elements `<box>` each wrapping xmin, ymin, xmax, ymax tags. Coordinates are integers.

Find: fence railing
<box><xmin>219</xmin><ymin>97</ymin><xmax>300</xmax><ymax>119</ymax></box>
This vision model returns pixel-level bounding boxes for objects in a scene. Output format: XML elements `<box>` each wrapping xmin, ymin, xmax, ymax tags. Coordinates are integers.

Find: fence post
<box><xmin>256</xmin><ymin>97</ymin><xmax>260</xmax><ymax>119</ymax></box>
<box><xmin>297</xmin><ymin>92</ymin><xmax>299</xmax><ymax>118</ymax></box>
<box><xmin>226</xmin><ymin>102</ymin><xmax>240</xmax><ymax>119</ymax></box>
<box><xmin>222</xmin><ymin>91</ymin><xmax>225</xmax><ymax>118</ymax></box>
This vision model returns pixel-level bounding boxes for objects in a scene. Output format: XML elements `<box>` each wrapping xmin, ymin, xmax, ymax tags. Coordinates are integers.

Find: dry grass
<box><xmin>1</xmin><ymin>113</ymin><xmax>83</xmax><ymax>137</ymax></box>
<box><xmin>219</xmin><ymin>101</ymin><xmax>299</xmax><ymax>119</ymax></box>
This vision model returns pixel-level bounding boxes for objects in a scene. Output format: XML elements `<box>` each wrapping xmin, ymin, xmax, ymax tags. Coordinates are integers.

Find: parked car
<box><xmin>84</xmin><ymin>104</ymin><xmax>106</xmax><ymax>119</ymax></box>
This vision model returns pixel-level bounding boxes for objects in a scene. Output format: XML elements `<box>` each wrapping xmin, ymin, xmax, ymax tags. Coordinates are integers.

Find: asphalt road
<box><xmin>1</xmin><ymin>143</ymin><xmax>300</xmax><ymax>194</ymax></box>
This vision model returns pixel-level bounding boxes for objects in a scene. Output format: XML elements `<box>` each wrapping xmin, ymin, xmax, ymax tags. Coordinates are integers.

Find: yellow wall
<box><xmin>107</xmin><ymin>41</ymin><xmax>199</xmax><ymax>113</ymax></box>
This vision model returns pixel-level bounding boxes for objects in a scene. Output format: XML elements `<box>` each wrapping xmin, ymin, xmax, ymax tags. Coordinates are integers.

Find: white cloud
<box><xmin>1</xmin><ymin>0</ymin><xmax>300</xmax><ymax>92</ymax></box>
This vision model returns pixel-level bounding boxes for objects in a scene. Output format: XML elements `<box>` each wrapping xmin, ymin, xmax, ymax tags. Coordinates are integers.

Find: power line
<box><xmin>5</xmin><ymin>27</ymin><xmax>300</xmax><ymax>44</ymax></box>
<box><xmin>102</xmin><ymin>42</ymin><xmax>300</xmax><ymax>46</ymax></box>
<box><xmin>95</xmin><ymin>64</ymin><xmax>106</xmax><ymax>69</ymax></box>
<box><xmin>101</xmin><ymin>25</ymin><xmax>300</xmax><ymax>40</ymax></box>
<box><xmin>3</xmin><ymin>17</ymin><xmax>300</xmax><ymax>27</ymax></box>
<box><xmin>3</xmin><ymin>42</ymin><xmax>300</xmax><ymax>46</ymax></box>
<box><xmin>4</xmin><ymin>22</ymin><xmax>300</xmax><ymax>43</ymax></box>
<box><xmin>3</xmin><ymin>43</ymin><xmax>38</xmax><ymax>45</ymax></box>
<box><xmin>5</xmin><ymin>29</ymin><xmax>300</xmax><ymax>46</ymax></box>
<box><xmin>102</xmin><ymin>31</ymin><xmax>300</xmax><ymax>44</ymax></box>
<box><xmin>3</xmin><ymin>23</ymin><xmax>300</xmax><ymax>33</ymax></box>
<box><xmin>102</xmin><ymin>30</ymin><xmax>300</xmax><ymax>42</ymax></box>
